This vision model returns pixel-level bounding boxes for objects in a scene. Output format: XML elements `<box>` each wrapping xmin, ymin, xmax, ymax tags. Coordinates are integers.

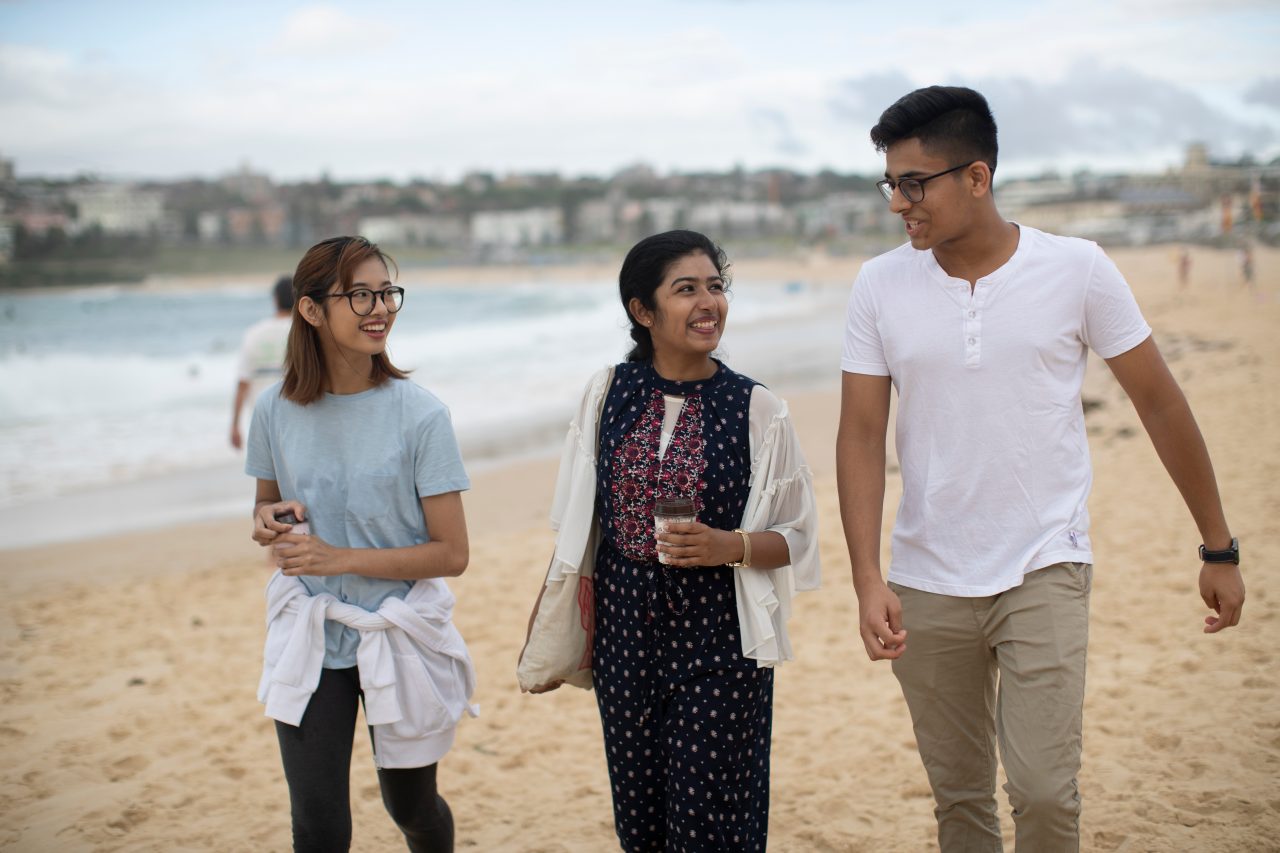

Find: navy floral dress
<box><xmin>593</xmin><ymin>359</ymin><xmax>773</xmax><ymax>852</ymax></box>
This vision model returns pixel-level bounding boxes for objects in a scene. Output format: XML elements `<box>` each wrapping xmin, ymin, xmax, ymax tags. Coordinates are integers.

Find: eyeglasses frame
<box><xmin>322</xmin><ymin>286</ymin><xmax>406</xmax><ymax>317</ymax></box>
<box><xmin>876</xmin><ymin>162</ymin><xmax>974</xmax><ymax>204</ymax></box>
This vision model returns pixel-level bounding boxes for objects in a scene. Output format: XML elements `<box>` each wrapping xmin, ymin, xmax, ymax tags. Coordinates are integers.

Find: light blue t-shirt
<box><xmin>246</xmin><ymin>378</ymin><xmax>471</xmax><ymax>668</ymax></box>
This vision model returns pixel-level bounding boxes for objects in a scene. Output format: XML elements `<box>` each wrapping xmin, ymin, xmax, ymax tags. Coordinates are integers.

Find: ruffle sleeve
<box><xmin>734</xmin><ymin>385</ymin><xmax>821</xmax><ymax>666</ymax></box>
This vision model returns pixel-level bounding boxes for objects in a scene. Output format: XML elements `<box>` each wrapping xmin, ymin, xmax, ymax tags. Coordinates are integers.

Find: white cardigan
<box><xmin>548</xmin><ymin>366</ymin><xmax>821</xmax><ymax>667</ymax></box>
<box><xmin>259</xmin><ymin>571</ymin><xmax>478</xmax><ymax>769</ymax></box>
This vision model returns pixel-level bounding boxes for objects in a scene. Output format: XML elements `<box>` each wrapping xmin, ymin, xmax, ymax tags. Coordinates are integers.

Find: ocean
<box><xmin>0</xmin><ymin>273</ymin><xmax>848</xmax><ymax>547</ymax></box>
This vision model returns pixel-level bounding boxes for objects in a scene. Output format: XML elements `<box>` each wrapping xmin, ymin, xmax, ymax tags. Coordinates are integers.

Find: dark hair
<box><xmin>281</xmin><ymin>236</ymin><xmax>408</xmax><ymax>404</ymax></box>
<box><xmin>272</xmin><ymin>274</ymin><xmax>294</xmax><ymax>312</ymax></box>
<box><xmin>869</xmin><ymin>86</ymin><xmax>998</xmax><ymax>177</ymax></box>
<box><xmin>618</xmin><ymin>230</ymin><xmax>731</xmax><ymax>362</ymax></box>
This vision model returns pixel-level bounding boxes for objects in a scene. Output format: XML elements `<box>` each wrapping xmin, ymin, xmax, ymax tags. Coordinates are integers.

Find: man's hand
<box><xmin>856</xmin><ymin>580</ymin><xmax>907</xmax><ymax>661</ymax></box>
<box><xmin>1199</xmin><ymin>563</ymin><xmax>1245</xmax><ymax>633</ymax></box>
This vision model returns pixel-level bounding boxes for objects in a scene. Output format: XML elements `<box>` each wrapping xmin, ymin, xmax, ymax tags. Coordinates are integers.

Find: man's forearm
<box><xmin>837</xmin><ymin>430</ymin><xmax>888</xmax><ymax>592</ymax></box>
<box><xmin>1134</xmin><ymin>395</ymin><xmax>1231</xmax><ymax>548</ymax></box>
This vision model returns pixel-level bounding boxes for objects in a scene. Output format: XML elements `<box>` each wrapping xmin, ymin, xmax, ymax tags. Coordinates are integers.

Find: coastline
<box><xmin>1</xmin><ymin>245</ymin><xmax>1277</xmax><ymax>850</ymax></box>
<box><xmin>0</xmin><ymin>248</ymin><xmax>863</xmax><ymax>296</ymax></box>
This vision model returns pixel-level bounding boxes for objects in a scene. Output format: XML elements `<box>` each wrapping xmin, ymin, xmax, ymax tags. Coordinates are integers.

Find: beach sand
<box><xmin>1</xmin><ymin>245</ymin><xmax>1276</xmax><ymax>851</ymax></box>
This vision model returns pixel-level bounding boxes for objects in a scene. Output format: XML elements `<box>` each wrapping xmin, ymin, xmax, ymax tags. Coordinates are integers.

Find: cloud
<box><xmin>749</xmin><ymin>109</ymin><xmax>809</xmax><ymax>158</ymax></box>
<box><xmin>827</xmin><ymin>63</ymin><xmax>1277</xmax><ymax>167</ymax></box>
<box><xmin>979</xmin><ymin>62</ymin><xmax>1276</xmax><ymax>163</ymax></box>
<box><xmin>1244</xmin><ymin>76</ymin><xmax>1280</xmax><ymax>111</ymax></box>
<box><xmin>0</xmin><ymin>44</ymin><xmax>78</xmax><ymax>106</ymax></box>
<box><xmin>276</xmin><ymin>5</ymin><xmax>393</xmax><ymax>53</ymax></box>
<box><xmin>826</xmin><ymin>72</ymin><xmax>914</xmax><ymax>130</ymax></box>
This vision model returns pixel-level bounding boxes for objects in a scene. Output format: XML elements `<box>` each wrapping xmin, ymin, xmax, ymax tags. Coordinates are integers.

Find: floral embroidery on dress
<box><xmin>609</xmin><ymin>389</ymin><xmax>708</xmax><ymax>562</ymax></box>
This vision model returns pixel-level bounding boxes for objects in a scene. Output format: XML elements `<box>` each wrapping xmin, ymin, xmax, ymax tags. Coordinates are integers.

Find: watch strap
<box><xmin>1199</xmin><ymin>537</ymin><xmax>1239</xmax><ymax>565</ymax></box>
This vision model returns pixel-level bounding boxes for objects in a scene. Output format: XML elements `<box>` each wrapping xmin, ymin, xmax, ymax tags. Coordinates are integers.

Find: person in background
<box><xmin>247</xmin><ymin>237</ymin><xmax>475</xmax><ymax>852</ymax></box>
<box><xmin>1238</xmin><ymin>244</ymin><xmax>1255</xmax><ymax>292</ymax></box>
<box><xmin>230</xmin><ymin>274</ymin><xmax>293</xmax><ymax>449</ymax></box>
<box><xmin>837</xmin><ymin>85</ymin><xmax>1244</xmax><ymax>851</ymax></box>
<box><xmin>529</xmin><ymin>230</ymin><xmax>820</xmax><ymax>851</ymax></box>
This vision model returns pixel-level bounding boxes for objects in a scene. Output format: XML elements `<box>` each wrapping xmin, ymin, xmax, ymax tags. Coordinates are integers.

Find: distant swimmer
<box><xmin>229</xmin><ymin>275</ymin><xmax>292</xmax><ymax>449</ymax></box>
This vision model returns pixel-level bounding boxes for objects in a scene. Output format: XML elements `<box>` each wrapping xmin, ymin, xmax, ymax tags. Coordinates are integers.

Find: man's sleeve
<box><xmin>840</xmin><ymin>268</ymin><xmax>890</xmax><ymax>376</ymax></box>
<box><xmin>1082</xmin><ymin>246</ymin><xmax>1152</xmax><ymax>359</ymax></box>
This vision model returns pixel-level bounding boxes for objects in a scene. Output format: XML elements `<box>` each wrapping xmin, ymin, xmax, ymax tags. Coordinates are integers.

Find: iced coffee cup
<box><xmin>654</xmin><ymin>497</ymin><xmax>696</xmax><ymax>565</ymax></box>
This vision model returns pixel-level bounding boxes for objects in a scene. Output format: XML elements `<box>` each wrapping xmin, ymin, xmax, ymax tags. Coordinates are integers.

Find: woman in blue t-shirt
<box><xmin>246</xmin><ymin>235</ymin><xmax>474</xmax><ymax>853</ymax></box>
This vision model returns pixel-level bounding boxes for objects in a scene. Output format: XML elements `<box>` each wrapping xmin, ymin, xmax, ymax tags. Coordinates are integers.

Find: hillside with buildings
<box><xmin>0</xmin><ymin>145</ymin><xmax>1275</xmax><ymax>286</ymax></box>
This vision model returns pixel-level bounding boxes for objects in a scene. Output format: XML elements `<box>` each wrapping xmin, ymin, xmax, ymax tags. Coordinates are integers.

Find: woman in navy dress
<box><xmin>565</xmin><ymin>230</ymin><xmax>819</xmax><ymax>851</ymax></box>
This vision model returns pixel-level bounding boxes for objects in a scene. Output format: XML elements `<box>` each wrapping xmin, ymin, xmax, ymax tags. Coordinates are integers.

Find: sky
<box><xmin>1</xmin><ymin>0</ymin><xmax>1278</xmax><ymax>183</ymax></box>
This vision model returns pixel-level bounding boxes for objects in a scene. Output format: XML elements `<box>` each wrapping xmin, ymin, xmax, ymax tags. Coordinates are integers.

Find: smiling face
<box><xmin>884</xmin><ymin>137</ymin><xmax>980</xmax><ymax>252</ymax></box>
<box><xmin>304</xmin><ymin>256</ymin><xmax>398</xmax><ymax>366</ymax></box>
<box><xmin>629</xmin><ymin>251</ymin><xmax>728</xmax><ymax>371</ymax></box>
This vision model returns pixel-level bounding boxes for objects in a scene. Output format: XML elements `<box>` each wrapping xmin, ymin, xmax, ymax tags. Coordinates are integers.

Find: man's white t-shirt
<box><xmin>841</xmin><ymin>225</ymin><xmax>1151</xmax><ymax>596</ymax></box>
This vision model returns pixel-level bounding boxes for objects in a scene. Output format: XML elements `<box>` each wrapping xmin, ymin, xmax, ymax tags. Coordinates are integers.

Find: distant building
<box><xmin>220</xmin><ymin>162</ymin><xmax>274</xmax><ymax>204</ymax></box>
<box><xmin>575</xmin><ymin>198</ymin><xmax>622</xmax><ymax>243</ymax></box>
<box><xmin>795</xmin><ymin>193</ymin><xmax>892</xmax><ymax>239</ymax></box>
<box><xmin>196</xmin><ymin>211</ymin><xmax>223</xmax><ymax>243</ymax></box>
<box><xmin>358</xmin><ymin>213</ymin><xmax>468</xmax><ymax>247</ymax></box>
<box><xmin>617</xmin><ymin>198</ymin><xmax>687</xmax><ymax>238</ymax></box>
<box><xmin>0</xmin><ymin>222</ymin><xmax>13</xmax><ymax>264</ymax></box>
<box><xmin>68</xmin><ymin>183</ymin><xmax>165</xmax><ymax>235</ymax></box>
<box><xmin>471</xmin><ymin>207</ymin><xmax>564</xmax><ymax>248</ymax></box>
<box><xmin>686</xmin><ymin>201</ymin><xmax>791</xmax><ymax>237</ymax></box>
<box><xmin>13</xmin><ymin>210</ymin><xmax>73</xmax><ymax>235</ymax></box>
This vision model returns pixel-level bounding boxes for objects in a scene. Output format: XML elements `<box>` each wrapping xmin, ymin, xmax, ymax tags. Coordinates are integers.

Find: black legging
<box><xmin>275</xmin><ymin>666</ymin><xmax>454</xmax><ymax>853</ymax></box>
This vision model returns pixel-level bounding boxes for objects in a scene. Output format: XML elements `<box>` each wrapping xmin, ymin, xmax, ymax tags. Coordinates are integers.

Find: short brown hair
<box><xmin>281</xmin><ymin>236</ymin><xmax>409</xmax><ymax>404</ymax></box>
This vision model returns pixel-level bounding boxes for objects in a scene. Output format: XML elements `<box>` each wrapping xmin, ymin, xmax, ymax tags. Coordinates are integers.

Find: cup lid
<box><xmin>654</xmin><ymin>496</ymin><xmax>696</xmax><ymax>515</ymax></box>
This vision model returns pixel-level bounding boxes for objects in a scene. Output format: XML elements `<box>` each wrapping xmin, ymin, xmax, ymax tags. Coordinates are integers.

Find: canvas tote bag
<box><xmin>516</xmin><ymin>367</ymin><xmax>612</xmax><ymax>692</ymax></box>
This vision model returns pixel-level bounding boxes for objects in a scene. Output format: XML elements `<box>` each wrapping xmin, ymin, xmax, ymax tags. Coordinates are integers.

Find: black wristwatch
<box><xmin>1199</xmin><ymin>537</ymin><xmax>1240</xmax><ymax>565</ymax></box>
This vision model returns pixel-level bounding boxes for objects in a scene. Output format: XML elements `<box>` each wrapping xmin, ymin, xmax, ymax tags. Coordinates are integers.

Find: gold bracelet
<box><xmin>728</xmin><ymin>528</ymin><xmax>751</xmax><ymax>568</ymax></box>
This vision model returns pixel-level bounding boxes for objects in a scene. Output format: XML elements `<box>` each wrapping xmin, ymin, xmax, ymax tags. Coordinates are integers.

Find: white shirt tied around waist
<box><xmin>259</xmin><ymin>571</ymin><xmax>478</xmax><ymax>769</ymax></box>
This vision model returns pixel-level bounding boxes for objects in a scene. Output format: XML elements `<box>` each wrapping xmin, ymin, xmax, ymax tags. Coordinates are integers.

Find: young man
<box><xmin>230</xmin><ymin>274</ymin><xmax>293</xmax><ymax>449</ymax></box>
<box><xmin>836</xmin><ymin>86</ymin><xmax>1245</xmax><ymax>851</ymax></box>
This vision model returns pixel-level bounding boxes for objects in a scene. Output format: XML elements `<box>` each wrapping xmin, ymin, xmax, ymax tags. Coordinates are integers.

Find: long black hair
<box><xmin>618</xmin><ymin>230</ymin><xmax>731</xmax><ymax>361</ymax></box>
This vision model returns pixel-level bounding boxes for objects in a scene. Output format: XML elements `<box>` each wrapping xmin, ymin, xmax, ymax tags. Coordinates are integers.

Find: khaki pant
<box><xmin>890</xmin><ymin>562</ymin><xmax>1092</xmax><ymax>853</ymax></box>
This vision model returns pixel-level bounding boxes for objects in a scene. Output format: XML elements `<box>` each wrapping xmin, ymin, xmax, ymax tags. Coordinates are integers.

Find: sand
<box><xmin>1</xmin><ymin>245</ymin><xmax>1276</xmax><ymax>851</ymax></box>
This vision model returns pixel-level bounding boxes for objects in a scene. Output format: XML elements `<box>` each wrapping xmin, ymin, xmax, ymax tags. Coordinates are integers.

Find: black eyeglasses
<box><xmin>876</xmin><ymin>162</ymin><xmax>971</xmax><ymax>204</ymax></box>
<box><xmin>323</xmin><ymin>287</ymin><xmax>405</xmax><ymax>316</ymax></box>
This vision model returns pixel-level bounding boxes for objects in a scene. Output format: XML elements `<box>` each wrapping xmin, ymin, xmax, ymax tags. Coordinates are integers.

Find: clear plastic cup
<box><xmin>653</xmin><ymin>497</ymin><xmax>696</xmax><ymax>565</ymax></box>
